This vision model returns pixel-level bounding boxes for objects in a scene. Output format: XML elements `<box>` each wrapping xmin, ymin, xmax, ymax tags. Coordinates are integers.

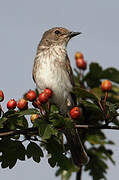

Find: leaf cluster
<box><xmin>0</xmin><ymin>62</ymin><xmax>119</xmax><ymax>180</ymax></box>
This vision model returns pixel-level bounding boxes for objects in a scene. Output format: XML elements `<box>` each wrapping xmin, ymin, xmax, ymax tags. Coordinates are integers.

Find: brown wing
<box><xmin>65</xmin><ymin>55</ymin><xmax>77</xmax><ymax>105</ymax></box>
<box><xmin>65</xmin><ymin>54</ymin><xmax>75</xmax><ymax>87</ymax></box>
<box><xmin>32</xmin><ymin>57</ymin><xmax>38</xmax><ymax>83</ymax></box>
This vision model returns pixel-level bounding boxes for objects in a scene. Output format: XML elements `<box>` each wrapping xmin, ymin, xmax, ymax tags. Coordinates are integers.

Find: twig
<box><xmin>0</xmin><ymin>127</ymin><xmax>38</xmax><ymax>137</ymax></box>
<box><xmin>0</xmin><ymin>124</ymin><xmax>119</xmax><ymax>138</ymax></box>
<box><xmin>76</xmin><ymin>166</ymin><xmax>82</xmax><ymax>180</ymax></box>
<box><xmin>75</xmin><ymin>124</ymin><xmax>119</xmax><ymax>130</ymax></box>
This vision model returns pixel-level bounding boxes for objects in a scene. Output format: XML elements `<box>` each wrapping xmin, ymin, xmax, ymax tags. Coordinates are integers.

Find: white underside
<box><xmin>34</xmin><ymin>46</ymin><xmax>73</xmax><ymax>111</ymax></box>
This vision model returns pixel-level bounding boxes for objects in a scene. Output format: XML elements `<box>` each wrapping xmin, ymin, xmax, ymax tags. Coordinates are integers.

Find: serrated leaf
<box><xmin>85</xmin><ymin>147</ymin><xmax>108</xmax><ymax>180</ymax></box>
<box><xmin>75</xmin><ymin>87</ymin><xmax>99</xmax><ymax>102</ymax></box>
<box><xmin>38</xmin><ymin>120</ymin><xmax>48</xmax><ymax>137</ymax></box>
<box><xmin>91</xmin><ymin>87</ymin><xmax>104</xmax><ymax>99</ymax></box>
<box><xmin>48</xmin><ymin>157</ymin><xmax>56</xmax><ymax>167</ymax></box>
<box><xmin>84</xmin><ymin>63</ymin><xmax>102</xmax><ymax>88</ymax></box>
<box><xmin>4</xmin><ymin>110</ymin><xmax>16</xmax><ymax>118</ymax></box>
<box><xmin>50</xmin><ymin>104</ymin><xmax>59</xmax><ymax>113</ymax></box>
<box><xmin>81</xmin><ymin>100</ymin><xmax>102</xmax><ymax>112</ymax></box>
<box><xmin>42</xmin><ymin>124</ymin><xmax>58</xmax><ymax>140</ymax></box>
<box><xmin>16</xmin><ymin>108</ymin><xmax>39</xmax><ymax>117</ymax></box>
<box><xmin>9</xmin><ymin>159</ymin><xmax>17</xmax><ymax>169</ymax></box>
<box><xmin>45</xmin><ymin>136</ymin><xmax>64</xmax><ymax>154</ymax></box>
<box><xmin>87</xmin><ymin>135</ymin><xmax>112</xmax><ymax>145</ymax></box>
<box><xmin>101</xmin><ymin>68</ymin><xmax>119</xmax><ymax>84</ymax></box>
<box><xmin>98</xmin><ymin>146</ymin><xmax>115</xmax><ymax>165</ymax></box>
<box><xmin>0</xmin><ymin>117</ymin><xmax>7</xmax><ymax>128</ymax></box>
<box><xmin>17</xmin><ymin>142</ymin><xmax>26</xmax><ymax>161</ymax></box>
<box><xmin>26</xmin><ymin>142</ymin><xmax>43</xmax><ymax>163</ymax></box>
<box><xmin>16</xmin><ymin>116</ymin><xmax>28</xmax><ymax>129</ymax></box>
<box><xmin>0</xmin><ymin>139</ymin><xmax>26</xmax><ymax>169</ymax></box>
<box><xmin>5</xmin><ymin>109</ymin><xmax>39</xmax><ymax>118</ymax></box>
<box><xmin>56</xmin><ymin>154</ymin><xmax>73</xmax><ymax>170</ymax></box>
<box><xmin>1</xmin><ymin>155</ymin><xmax>10</xmax><ymax>168</ymax></box>
<box><xmin>61</xmin><ymin>170</ymin><xmax>72</xmax><ymax>180</ymax></box>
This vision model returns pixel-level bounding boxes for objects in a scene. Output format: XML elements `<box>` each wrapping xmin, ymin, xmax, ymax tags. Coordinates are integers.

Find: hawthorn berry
<box><xmin>7</xmin><ymin>99</ymin><xmax>17</xmax><ymax>110</ymax></box>
<box><xmin>0</xmin><ymin>90</ymin><xmax>4</xmax><ymax>102</ymax></box>
<box><xmin>26</xmin><ymin>90</ymin><xmax>36</xmax><ymax>102</ymax></box>
<box><xmin>76</xmin><ymin>58</ymin><xmax>87</xmax><ymax>70</ymax></box>
<box><xmin>17</xmin><ymin>98</ymin><xmax>28</xmax><ymax>110</ymax></box>
<box><xmin>38</xmin><ymin>92</ymin><xmax>49</xmax><ymax>103</ymax></box>
<box><xmin>30</xmin><ymin>114</ymin><xmax>39</xmax><ymax>122</ymax></box>
<box><xmin>44</xmin><ymin>88</ymin><xmax>53</xmax><ymax>98</ymax></box>
<box><xmin>101</xmin><ymin>80</ymin><xmax>112</xmax><ymax>91</ymax></box>
<box><xmin>75</xmin><ymin>52</ymin><xmax>84</xmax><ymax>60</ymax></box>
<box><xmin>70</xmin><ymin>107</ymin><xmax>81</xmax><ymax>119</ymax></box>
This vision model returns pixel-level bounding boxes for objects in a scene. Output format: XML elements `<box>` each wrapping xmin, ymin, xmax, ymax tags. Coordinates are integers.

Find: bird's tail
<box><xmin>64</xmin><ymin>128</ymin><xmax>89</xmax><ymax>167</ymax></box>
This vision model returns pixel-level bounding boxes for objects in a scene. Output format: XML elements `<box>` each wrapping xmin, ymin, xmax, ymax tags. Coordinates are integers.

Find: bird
<box><xmin>32</xmin><ymin>27</ymin><xmax>89</xmax><ymax>166</ymax></box>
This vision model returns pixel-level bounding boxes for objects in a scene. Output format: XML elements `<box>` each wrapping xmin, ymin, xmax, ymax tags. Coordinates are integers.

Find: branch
<box><xmin>0</xmin><ymin>124</ymin><xmax>119</xmax><ymax>138</ymax></box>
<box><xmin>75</xmin><ymin>124</ymin><xmax>119</xmax><ymax>130</ymax></box>
<box><xmin>0</xmin><ymin>127</ymin><xmax>38</xmax><ymax>138</ymax></box>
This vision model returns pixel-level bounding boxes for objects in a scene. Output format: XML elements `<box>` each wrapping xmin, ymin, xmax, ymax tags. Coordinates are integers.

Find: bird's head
<box><xmin>40</xmin><ymin>27</ymin><xmax>82</xmax><ymax>48</ymax></box>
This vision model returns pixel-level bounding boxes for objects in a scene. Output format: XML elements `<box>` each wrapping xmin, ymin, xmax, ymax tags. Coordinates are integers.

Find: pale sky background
<box><xmin>0</xmin><ymin>0</ymin><xmax>119</xmax><ymax>179</ymax></box>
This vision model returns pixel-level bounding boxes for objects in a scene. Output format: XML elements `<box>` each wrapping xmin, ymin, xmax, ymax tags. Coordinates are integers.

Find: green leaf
<box><xmin>48</xmin><ymin>157</ymin><xmax>56</xmax><ymax>168</ymax></box>
<box><xmin>16</xmin><ymin>108</ymin><xmax>39</xmax><ymax>117</ymax></box>
<box><xmin>26</xmin><ymin>142</ymin><xmax>44</xmax><ymax>163</ymax></box>
<box><xmin>5</xmin><ymin>109</ymin><xmax>39</xmax><ymax>118</ymax></box>
<box><xmin>49</xmin><ymin>113</ymin><xmax>74</xmax><ymax>129</ymax></box>
<box><xmin>49</xmin><ymin>154</ymin><xmax>73</xmax><ymax>171</ymax></box>
<box><xmin>0</xmin><ymin>139</ymin><xmax>26</xmax><ymax>169</ymax></box>
<box><xmin>61</xmin><ymin>170</ymin><xmax>72</xmax><ymax>180</ymax></box>
<box><xmin>91</xmin><ymin>87</ymin><xmax>104</xmax><ymax>99</ymax></box>
<box><xmin>101</xmin><ymin>68</ymin><xmax>119</xmax><ymax>83</ymax></box>
<box><xmin>50</xmin><ymin>104</ymin><xmax>59</xmax><ymax>113</ymax></box>
<box><xmin>45</xmin><ymin>136</ymin><xmax>64</xmax><ymax>154</ymax></box>
<box><xmin>9</xmin><ymin>159</ymin><xmax>17</xmax><ymax>169</ymax></box>
<box><xmin>56</xmin><ymin>154</ymin><xmax>73</xmax><ymax>170</ymax></box>
<box><xmin>75</xmin><ymin>87</ymin><xmax>99</xmax><ymax>103</ymax></box>
<box><xmin>81</xmin><ymin>100</ymin><xmax>102</xmax><ymax>112</ymax></box>
<box><xmin>42</xmin><ymin>124</ymin><xmax>58</xmax><ymax>140</ymax></box>
<box><xmin>98</xmin><ymin>146</ymin><xmax>115</xmax><ymax>165</ymax></box>
<box><xmin>38</xmin><ymin>119</ymin><xmax>48</xmax><ymax>137</ymax></box>
<box><xmin>4</xmin><ymin>110</ymin><xmax>16</xmax><ymax>118</ymax></box>
<box><xmin>0</xmin><ymin>117</ymin><xmax>7</xmax><ymax>128</ymax></box>
<box><xmin>87</xmin><ymin>135</ymin><xmax>113</xmax><ymax>145</ymax></box>
<box><xmin>84</xmin><ymin>63</ymin><xmax>102</xmax><ymax>88</ymax></box>
<box><xmin>85</xmin><ymin>147</ymin><xmax>108</xmax><ymax>180</ymax></box>
<box><xmin>16</xmin><ymin>116</ymin><xmax>28</xmax><ymax>129</ymax></box>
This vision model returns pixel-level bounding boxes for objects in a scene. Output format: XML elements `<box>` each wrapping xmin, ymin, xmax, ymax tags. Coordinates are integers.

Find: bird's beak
<box><xmin>68</xmin><ymin>31</ymin><xmax>82</xmax><ymax>38</ymax></box>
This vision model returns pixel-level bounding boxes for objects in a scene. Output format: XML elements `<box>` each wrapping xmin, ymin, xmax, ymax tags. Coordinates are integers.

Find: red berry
<box><xmin>75</xmin><ymin>52</ymin><xmax>84</xmax><ymax>60</ymax></box>
<box><xmin>76</xmin><ymin>58</ymin><xmax>87</xmax><ymax>70</ymax></box>
<box><xmin>70</xmin><ymin>107</ymin><xmax>81</xmax><ymax>119</ymax></box>
<box><xmin>7</xmin><ymin>99</ymin><xmax>17</xmax><ymax>110</ymax></box>
<box><xmin>38</xmin><ymin>92</ymin><xmax>49</xmax><ymax>103</ymax></box>
<box><xmin>26</xmin><ymin>90</ymin><xmax>36</xmax><ymax>102</ymax></box>
<box><xmin>30</xmin><ymin>114</ymin><xmax>39</xmax><ymax>122</ymax></box>
<box><xmin>101</xmin><ymin>80</ymin><xmax>112</xmax><ymax>91</ymax></box>
<box><xmin>17</xmin><ymin>98</ymin><xmax>28</xmax><ymax>110</ymax></box>
<box><xmin>44</xmin><ymin>88</ymin><xmax>53</xmax><ymax>98</ymax></box>
<box><xmin>0</xmin><ymin>90</ymin><xmax>4</xmax><ymax>102</ymax></box>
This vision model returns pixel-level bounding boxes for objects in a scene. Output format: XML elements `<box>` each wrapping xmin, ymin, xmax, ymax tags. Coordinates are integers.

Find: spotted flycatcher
<box><xmin>32</xmin><ymin>27</ymin><xmax>88</xmax><ymax>166</ymax></box>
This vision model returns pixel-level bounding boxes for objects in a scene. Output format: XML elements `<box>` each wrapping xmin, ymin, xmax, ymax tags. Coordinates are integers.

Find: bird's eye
<box><xmin>55</xmin><ymin>30</ymin><xmax>60</xmax><ymax>35</ymax></box>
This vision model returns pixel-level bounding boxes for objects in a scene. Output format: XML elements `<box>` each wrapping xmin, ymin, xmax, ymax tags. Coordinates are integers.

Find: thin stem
<box><xmin>103</xmin><ymin>91</ymin><xmax>108</xmax><ymax>113</ymax></box>
<box><xmin>75</xmin><ymin>124</ymin><xmax>119</xmax><ymax>130</ymax></box>
<box><xmin>76</xmin><ymin>166</ymin><xmax>82</xmax><ymax>180</ymax></box>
